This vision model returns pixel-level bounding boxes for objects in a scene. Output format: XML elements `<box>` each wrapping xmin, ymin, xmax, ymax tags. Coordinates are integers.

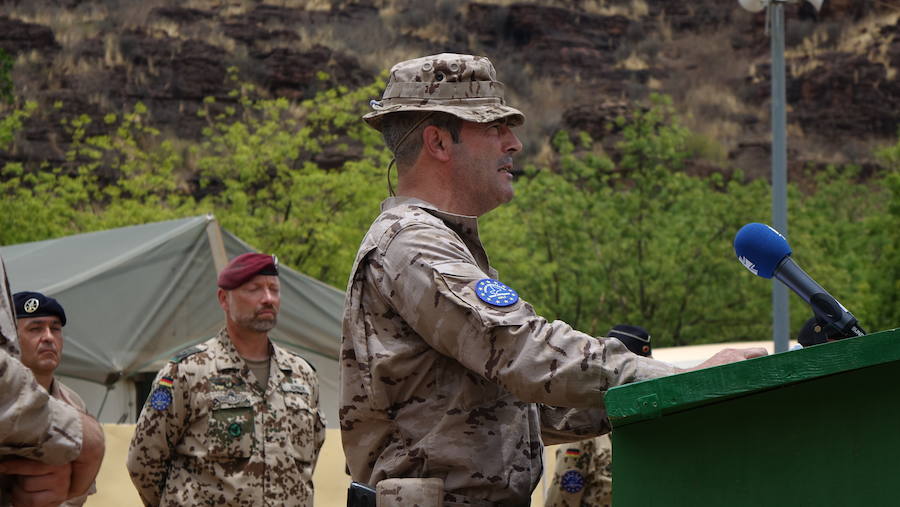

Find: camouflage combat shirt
<box><xmin>50</xmin><ymin>379</ymin><xmax>96</xmax><ymax>507</ymax></box>
<box><xmin>126</xmin><ymin>329</ymin><xmax>326</xmax><ymax>507</ymax></box>
<box><xmin>545</xmin><ymin>435</ymin><xmax>613</xmax><ymax>507</ymax></box>
<box><xmin>340</xmin><ymin>197</ymin><xmax>677</xmax><ymax>506</ymax></box>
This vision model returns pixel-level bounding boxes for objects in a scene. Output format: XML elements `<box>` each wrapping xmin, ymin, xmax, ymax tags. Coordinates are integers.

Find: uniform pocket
<box><xmin>283</xmin><ymin>390</ymin><xmax>318</xmax><ymax>459</ymax></box>
<box><xmin>205</xmin><ymin>392</ymin><xmax>254</xmax><ymax>459</ymax></box>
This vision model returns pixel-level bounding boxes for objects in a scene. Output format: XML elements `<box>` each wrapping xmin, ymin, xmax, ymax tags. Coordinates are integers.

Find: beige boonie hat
<box><xmin>363</xmin><ymin>53</ymin><xmax>526</xmax><ymax>131</ymax></box>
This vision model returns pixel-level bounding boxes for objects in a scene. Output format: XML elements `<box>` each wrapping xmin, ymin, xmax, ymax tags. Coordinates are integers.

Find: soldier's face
<box><xmin>223</xmin><ymin>275</ymin><xmax>281</xmax><ymax>332</ymax></box>
<box><xmin>451</xmin><ymin>119</ymin><xmax>523</xmax><ymax>216</ymax></box>
<box><xmin>16</xmin><ymin>316</ymin><xmax>64</xmax><ymax>376</ymax></box>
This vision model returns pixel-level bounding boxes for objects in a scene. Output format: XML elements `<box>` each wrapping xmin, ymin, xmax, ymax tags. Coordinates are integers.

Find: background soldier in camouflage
<box><xmin>127</xmin><ymin>253</ymin><xmax>326</xmax><ymax>506</ymax></box>
<box><xmin>13</xmin><ymin>291</ymin><xmax>99</xmax><ymax>507</ymax></box>
<box><xmin>340</xmin><ymin>53</ymin><xmax>767</xmax><ymax>506</ymax></box>
<box><xmin>0</xmin><ymin>257</ymin><xmax>105</xmax><ymax>507</ymax></box>
<box><xmin>545</xmin><ymin>325</ymin><xmax>653</xmax><ymax>507</ymax></box>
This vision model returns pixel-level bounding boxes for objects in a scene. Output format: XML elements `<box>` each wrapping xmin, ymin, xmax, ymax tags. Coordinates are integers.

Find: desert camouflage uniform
<box><xmin>127</xmin><ymin>329</ymin><xmax>326</xmax><ymax>507</ymax></box>
<box><xmin>340</xmin><ymin>197</ymin><xmax>677</xmax><ymax>505</ymax></box>
<box><xmin>0</xmin><ymin>258</ymin><xmax>83</xmax><ymax>505</ymax></box>
<box><xmin>545</xmin><ymin>435</ymin><xmax>613</xmax><ymax>507</ymax></box>
<box><xmin>49</xmin><ymin>379</ymin><xmax>96</xmax><ymax>507</ymax></box>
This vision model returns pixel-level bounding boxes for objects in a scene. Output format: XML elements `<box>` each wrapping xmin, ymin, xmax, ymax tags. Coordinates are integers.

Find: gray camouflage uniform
<box><xmin>126</xmin><ymin>329</ymin><xmax>326</xmax><ymax>506</ymax></box>
<box><xmin>0</xmin><ymin>258</ymin><xmax>83</xmax><ymax>505</ymax></box>
<box><xmin>340</xmin><ymin>197</ymin><xmax>677</xmax><ymax>505</ymax></box>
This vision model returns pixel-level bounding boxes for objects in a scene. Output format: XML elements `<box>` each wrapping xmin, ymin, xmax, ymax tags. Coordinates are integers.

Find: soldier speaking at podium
<box><xmin>340</xmin><ymin>52</ymin><xmax>766</xmax><ymax>506</ymax></box>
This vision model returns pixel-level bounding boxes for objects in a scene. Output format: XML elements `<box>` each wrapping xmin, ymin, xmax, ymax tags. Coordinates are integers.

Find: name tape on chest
<box><xmin>282</xmin><ymin>382</ymin><xmax>309</xmax><ymax>395</ymax></box>
<box><xmin>475</xmin><ymin>278</ymin><xmax>519</xmax><ymax>307</ymax></box>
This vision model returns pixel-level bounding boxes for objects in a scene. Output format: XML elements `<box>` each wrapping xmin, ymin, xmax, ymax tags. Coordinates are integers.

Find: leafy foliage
<box><xmin>482</xmin><ymin>95</ymin><xmax>772</xmax><ymax>345</ymax></box>
<box><xmin>191</xmin><ymin>70</ymin><xmax>389</xmax><ymax>287</ymax></box>
<box><xmin>483</xmin><ymin>95</ymin><xmax>898</xmax><ymax>343</ymax></box>
<box><xmin>1</xmin><ymin>76</ymin><xmax>897</xmax><ymax>345</ymax></box>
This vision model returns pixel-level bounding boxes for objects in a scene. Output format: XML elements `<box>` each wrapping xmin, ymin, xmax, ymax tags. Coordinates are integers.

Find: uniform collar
<box><xmin>382</xmin><ymin>196</ymin><xmax>492</xmax><ymax>275</ymax></box>
<box><xmin>382</xmin><ymin>196</ymin><xmax>479</xmax><ymax>229</ymax></box>
<box><xmin>213</xmin><ymin>328</ymin><xmax>293</xmax><ymax>374</ymax></box>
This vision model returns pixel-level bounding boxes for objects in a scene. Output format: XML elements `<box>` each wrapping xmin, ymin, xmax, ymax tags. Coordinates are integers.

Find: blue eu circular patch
<box><xmin>149</xmin><ymin>387</ymin><xmax>172</xmax><ymax>411</ymax></box>
<box><xmin>561</xmin><ymin>470</ymin><xmax>585</xmax><ymax>493</ymax></box>
<box><xmin>475</xmin><ymin>278</ymin><xmax>519</xmax><ymax>307</ymax></box>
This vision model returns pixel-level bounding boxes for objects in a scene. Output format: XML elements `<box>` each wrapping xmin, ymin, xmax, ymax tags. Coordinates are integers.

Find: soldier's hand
<box><xmin>676</xmin><ymin>347</ymin><xmax>768</xmax><ymax>373</ymax></box>
<box><xmin>68</xmin><ymin>413</ymin><xmax>105</xmax><ymax>498</ymax></box>
<box><xmin>0</xmin><ymin>459</ymin><xmax>71</xmax><ymax>507</ymax></box>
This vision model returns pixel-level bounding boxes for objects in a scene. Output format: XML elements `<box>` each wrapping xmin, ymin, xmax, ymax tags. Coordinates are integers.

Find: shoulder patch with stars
<box><xmin>475</xmin><ymin>278</ymin><xmax>519</xmax><ymax>307</ymax></box>
<box><xmin>561</xmin><ymin>470</ymin><xmax>585</xmax><ymax>493</ymax></box>
<box><xmin>149</xmin><ymin>386</ymin><xmax>173</xmax><ymax>411</ymax></box>
<box><xmin>169</xmin><ymin>344</ymin><xmax>206</xmax><ymax>363</ymax></box>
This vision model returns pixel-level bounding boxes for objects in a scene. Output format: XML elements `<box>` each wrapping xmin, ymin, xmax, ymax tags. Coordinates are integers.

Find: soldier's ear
<box><xmin>216</xmin><ymin>288</ymin><xmax>229</xmax><ymax>313</ymax></box>
<box><xmin>422</xmin><ymin>125</ymin><xmax>452</xmax><ymax>162</ymax></box>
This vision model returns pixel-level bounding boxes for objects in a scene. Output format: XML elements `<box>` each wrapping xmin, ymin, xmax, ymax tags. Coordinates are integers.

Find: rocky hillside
<box><xmin>1</xmin><ymin>0</ymin><xmax>897</xmax><ymax>185</ymax></box>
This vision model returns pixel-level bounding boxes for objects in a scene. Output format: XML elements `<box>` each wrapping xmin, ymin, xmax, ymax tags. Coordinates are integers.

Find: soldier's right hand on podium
<box><xmin>676</xmin><ymin>347</ymin><xmax>768</xmax><ymax>373</ymax></box>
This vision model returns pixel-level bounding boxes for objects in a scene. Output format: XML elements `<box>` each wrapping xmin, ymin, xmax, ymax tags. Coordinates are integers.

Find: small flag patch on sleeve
<box><xmin>159</xmin><ymin>376</ymin><xmax>174</xmax><ymax>388</ymax></box>
<box><xmin>565</xmin><ymin>448</ymin><xmax>581</xmax><ymax>456</ymax></box>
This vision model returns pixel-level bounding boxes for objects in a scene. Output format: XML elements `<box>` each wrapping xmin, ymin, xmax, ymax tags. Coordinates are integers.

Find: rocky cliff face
<box><xmin>0</xmin><ymin>0</ymin><xmax>896</xmax><ymax>184</ymax></box>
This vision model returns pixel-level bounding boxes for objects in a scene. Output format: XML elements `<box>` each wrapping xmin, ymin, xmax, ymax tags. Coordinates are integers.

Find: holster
<box><xmin>376</xmin><ymin>477</ymin><xmax>444</xmax><ymax>507</ymax></box>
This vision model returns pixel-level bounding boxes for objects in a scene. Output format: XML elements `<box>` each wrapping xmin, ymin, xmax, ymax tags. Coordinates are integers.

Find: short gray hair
<box><xmin>380</xmin><ymin>112</ymin><xmax>462</xmax><ymax>170</ymax></box>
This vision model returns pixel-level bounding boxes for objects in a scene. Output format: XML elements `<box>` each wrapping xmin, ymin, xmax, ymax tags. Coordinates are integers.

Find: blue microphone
<box><xmin>734</xmin><ymin>223</ymin><xmax>865</xmax><ymax>338</ymax></box>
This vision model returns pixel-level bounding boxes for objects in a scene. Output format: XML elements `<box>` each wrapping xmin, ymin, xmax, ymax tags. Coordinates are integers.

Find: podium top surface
<box><xmin>605</xmin><ymin>327</ymin><xmax>900</xmax><ymax>427</ymax></box>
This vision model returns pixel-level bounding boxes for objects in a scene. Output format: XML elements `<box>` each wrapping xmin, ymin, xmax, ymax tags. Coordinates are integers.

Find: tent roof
<box><xmin>1</xmin><ymin>215</ymin><xmax>344</xmax><ymax>425</ymax></box>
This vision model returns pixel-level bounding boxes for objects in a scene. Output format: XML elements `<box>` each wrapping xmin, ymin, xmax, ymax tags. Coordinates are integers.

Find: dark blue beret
<box><xmin>609</xmin><ymin>324</ymin><xmax>651</xmax><ymax>357</ymax></box>
<box><xmin>13</xmin><ymin>291</ymin><xmax>67</xmax><ymax>326</ymax></box>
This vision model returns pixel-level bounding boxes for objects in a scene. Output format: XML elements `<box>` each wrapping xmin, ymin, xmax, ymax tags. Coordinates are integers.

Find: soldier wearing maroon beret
<box><xmin>127</xmin><ymin>252</ymin><xmax>326</xmax><ymax>507</ymax></box>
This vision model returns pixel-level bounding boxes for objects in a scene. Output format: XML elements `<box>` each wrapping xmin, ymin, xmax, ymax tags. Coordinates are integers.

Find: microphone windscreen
<box><xmin>733</xmin><ymin>223</ymin><xmax>792</xmax><ymax>279</ymax></box>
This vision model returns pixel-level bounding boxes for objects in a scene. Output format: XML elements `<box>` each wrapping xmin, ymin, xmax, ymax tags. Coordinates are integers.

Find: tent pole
<box><xmin>206</xmin><ymin>215</ymin><xmax>228</xmax><ymax>274</ymax></box>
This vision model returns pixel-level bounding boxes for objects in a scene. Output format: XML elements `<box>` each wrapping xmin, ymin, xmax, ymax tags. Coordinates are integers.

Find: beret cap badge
<box><xmin>23</xmin><ymin>298</ymin><xmax>39</xmax><ymax>313</ymax></box>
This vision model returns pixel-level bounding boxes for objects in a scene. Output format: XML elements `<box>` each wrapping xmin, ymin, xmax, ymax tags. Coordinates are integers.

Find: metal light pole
<box><xmin>738</xmin><ymin>0</ymin><xmax>822</xmax><ymax>352</ymax></box>
<box><xmin>770</xmin><ymin>0</ymin><xmax>790</xmax><ymax>353</ymax></box>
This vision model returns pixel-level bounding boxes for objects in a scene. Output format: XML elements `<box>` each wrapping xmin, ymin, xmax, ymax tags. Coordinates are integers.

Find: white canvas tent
<box><xmin>0</xmin><ymin>215</ymin><xmax>343</xmax><ymax>426</ymax></box>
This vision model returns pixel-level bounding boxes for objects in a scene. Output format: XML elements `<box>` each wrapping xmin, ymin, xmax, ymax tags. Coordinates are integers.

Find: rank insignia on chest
<box><xmin>561</xmin><ymin>470</ymin><xmax>585</xmax><ymax>493</ymax></box>
<box><xmin>475</xmin><ymin>278</ymin><xmax>519</xmax><ymax>307</ymax></box>
<box><xmin>149</xmin><ymin>387</ymin><xmax>173</xmax><ymax>411</ymax></box>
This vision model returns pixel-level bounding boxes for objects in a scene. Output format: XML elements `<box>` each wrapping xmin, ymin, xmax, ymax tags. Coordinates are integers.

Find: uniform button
<box><xmin>228</xmin><ymin>423</ymin><xmax>242</xmax><ymax>437</ymax></box>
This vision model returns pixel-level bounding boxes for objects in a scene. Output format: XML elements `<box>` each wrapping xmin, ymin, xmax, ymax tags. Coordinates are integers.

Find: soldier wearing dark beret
<box><xmin>12</xmin><ymin>291</ymin><xmax>97</xmax><ymax>507</ymax></box>
<box><xmin>127</xmin><ymin>252</ymin><xmax>326</xmax><ymax>506</ymax></box>
<box><xmin>0</xmin><ymin>263</ymin><xmax>105</xmax><ymax>507</ymax></box>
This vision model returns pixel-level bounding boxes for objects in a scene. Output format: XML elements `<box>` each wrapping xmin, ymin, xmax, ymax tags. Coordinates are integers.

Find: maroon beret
<box><xmin>217</xmin><ymin>253</ymin><xmax>279</xmax><ymax>290</ymax></box>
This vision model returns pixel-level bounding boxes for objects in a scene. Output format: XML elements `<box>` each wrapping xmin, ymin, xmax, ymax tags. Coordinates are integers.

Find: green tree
<box><xmin>192</xmin><ymin>71</ymin><xmax>389</xmax><ymax>287</ymax></box>
<box><xmin>483</xmin><ymin>95</ymin><xmax>772</xmax><ymax>345</ymax></box>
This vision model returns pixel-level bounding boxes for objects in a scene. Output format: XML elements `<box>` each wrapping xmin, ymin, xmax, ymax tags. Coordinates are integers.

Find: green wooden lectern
<box><xmin>605</xmin><ymin>327</ymin><xmax>900</xmax><ymax>506</ymax></box>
